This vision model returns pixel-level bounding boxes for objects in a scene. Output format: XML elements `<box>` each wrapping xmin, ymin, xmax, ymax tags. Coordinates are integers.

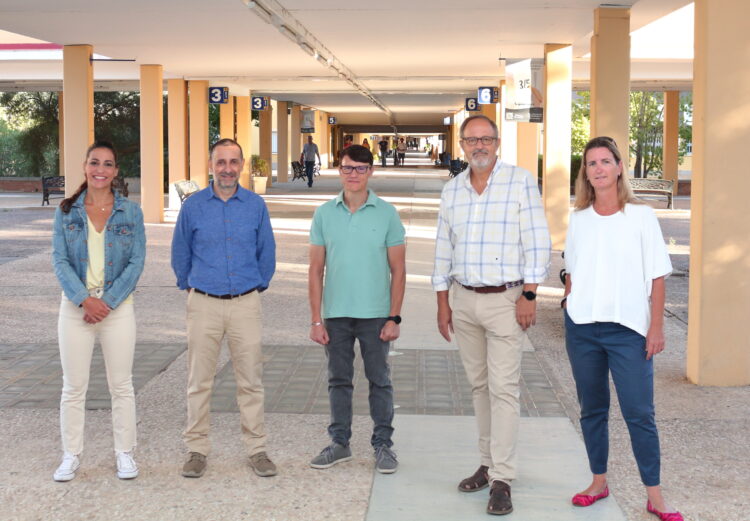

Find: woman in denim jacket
<box><xmin>51</xmin><ymin>141</ymin><xmax>145</xmax><ymax>482</ymax></box>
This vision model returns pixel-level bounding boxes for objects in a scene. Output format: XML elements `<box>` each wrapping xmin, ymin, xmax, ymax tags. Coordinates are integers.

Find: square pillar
<box><xmin>662</xmin><ymin>91</ymin><xmax>680</xmax><ymax>194</ymax></box>
<box><xmin>235</xmin><ymin>95</ymin><xmax>251</xmax><ymax>189</ymax></box>
<box><xmin>516</xmin><ymin>122</ymin><xmax>539</xmax><ymax>180</ymax></box>
<box><xmin>62</xmin><ymin>45</ymin><xmax>94</xmax><ymax>195</ymax></box>
<box><xmin>290</xmin><ymin>104</ymin><xmax>302</xmax><ymax>163</ymax></box>
<box><xmin>139</xmin><ymin>65</ymin><xmax>164</xmax><ymax>223</ymax></box>
<box><xmin>259</xmin><ymin>104</ymin><xmax>273</xmax><ymax>187</ymax></box>
<box><xmin>58</xmin><ymin>92</ymin><xmax>65</xmax><ymax>176</ymax></box>
<box><xmin>219</xmin><ymin>96</ymin><xmax>235</xmax><ymax>139</ymax></box>
<box><xmin>687</xmin><ymin>0</ymin><xmax>750</xmax><ymax>385</ymax></box>
<box><xmin>590</xmin><ymin>7</ymin><xmax>630</xmax><ymax>173</ymax></box>
<box><xmin>167</xmin><ymin>79</ymin><xmax>188</xmax><ymax>209</ymax></box>
<box><xmin>188</xmin><ymin>80</ymin><xmax>209</xmax><ymax>188</ymax></box>
<box><xmin>276</xmin><ymin>101</ymin><xmax>289</xmax><ymax>182</ymax></box>
<box><xmin>543</xmin><ymin>44</ymin><xmax>572</xmax><ymax>250</ymax></box>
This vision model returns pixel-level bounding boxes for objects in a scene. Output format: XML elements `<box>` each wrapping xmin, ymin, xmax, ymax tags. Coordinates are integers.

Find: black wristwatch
<box><xmin>521</xmin><ymin>290</ymin><xmax>537</xmax><ymax>301</ymax></box>
<box><xmin>386</xmin><ymin>315</ymin><xmax>402</xmax><ymax>324</ymax></box>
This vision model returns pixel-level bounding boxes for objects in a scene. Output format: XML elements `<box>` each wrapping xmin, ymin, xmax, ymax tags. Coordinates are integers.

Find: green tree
<box><xmin>571</xmin><ymin>91</ymin><xmax>591</xmax><ymax>155</ymax></box>
<box><xmin>0</xmin><ymin>91</ymin><xmax>59</xmax><ymax>176</ymax></box>
<box><xmin>629</xmin><ymin>91</ymin><xmax>664</xmax><ymax>178</ymax></box>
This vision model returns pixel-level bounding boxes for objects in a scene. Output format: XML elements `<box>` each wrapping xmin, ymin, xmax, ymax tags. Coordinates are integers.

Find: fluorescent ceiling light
<box><xmin>299</xmin><ymin>42</ymin><xmax>315</xmax><ymax>56</ymax></box>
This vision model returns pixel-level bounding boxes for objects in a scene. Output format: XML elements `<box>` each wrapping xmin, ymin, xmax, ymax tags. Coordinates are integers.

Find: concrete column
<box><xmin>219</xmin><ymin>96</ymin><xmax>235</xmax><ymax>139</ymax></box>
<box><xmin>58</xmin><ymin>91</ymin><xmax>64</xmax><ymax>176</ymax></box>
<box><xmin>62</xmin><ymin>45</ymin><xmax>94</xmax><ymax>196</ymax></box>
<box><xmin>188</xmin><ymin>80</ymin><xmax>209</xmax><ymax>188</ymax></box>
<box><xmin>590</xmin><ymin>7</ymin><xmax>630</xmax><ymax>173</ymax></box>
<box><xmin>516</xmin><ymin>122</ymin><xmax>538</xmax><ymax>179</ymax></box>
<box><xmin>687</xmin><ymin>0</ymin><xmax>750</xmax><ymax>386</ymax></box>
<box><xmin>276</xmin><ymin>101</ymin><xmax>289</xmax><ymax>182</ymax></box>
<box><xmin>290</xmin><ymin>104</ymin><xmax>302</xmax><ymax>163</ymax></box>
<box><xmin>543</xmin><ymin>44</ymin><xmax>572</xmax><ymax>250</ymax></box>
<box><xmin>235</xmin><ymin>95</ymin><xmax>251</xmax><ymax>189</ymax></box>
<box><xmin>167</xmin><ymin>79</ymin><xmax>189</xmax><ymax>208</ymax></box>
<box><xmin>480</xmin><ymin>102</ymin><xmax>497</xmax><ymax>126</ymax></box>
<box><xmin>500</xmin><ymin>82</ymin><xmax>517</xmax><ymax>164</ymax></box>
<box><xmin>139</xmin><ymin>65</ymin><xmax>164</xmax><ymax>223</ymax></box>
<box><xmin>662</xmin><ymin>90</ymin><xmax>680</xmax><ymax>194</ymax></box>
<box><xmin>259</xmin><ymin>104</ymin><xmax>273</xmax><ymax>187</ymax></box>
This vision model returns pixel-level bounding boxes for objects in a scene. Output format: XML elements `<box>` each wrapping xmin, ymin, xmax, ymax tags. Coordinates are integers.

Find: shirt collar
<box><xmin>461</xmin><ymin>156</ymin><xmax>502</xmax><ymax>189</ymax></box>
<box><xmin>334</xmin><ymin>189</ymin><xmax>378</xmax><ymax>208</ymax></box>
<box><xmin>208</xmin><ymin>180</ymin><xmax>247</xmax><ymax>201</ymax></box>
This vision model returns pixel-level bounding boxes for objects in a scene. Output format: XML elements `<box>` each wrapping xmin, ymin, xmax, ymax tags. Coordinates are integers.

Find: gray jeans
<box><xmin>324</xmin><ymin>317</ymin><xmax>394</xmax><ymax>448</ymax></box>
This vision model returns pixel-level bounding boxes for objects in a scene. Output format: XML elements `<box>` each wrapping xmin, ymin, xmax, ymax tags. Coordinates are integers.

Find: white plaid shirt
<box><xmin>432</xmin><ymin>159</ymin><xmax>551</xmax><ymax>291</ymax></box>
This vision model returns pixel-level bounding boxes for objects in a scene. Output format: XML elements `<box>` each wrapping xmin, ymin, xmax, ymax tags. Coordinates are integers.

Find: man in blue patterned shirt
<box><xmin>432</xmin><ymin>115</ymin><xmax>550</xmax><ymax>516</ymax></box>
<box><xmin>171</xmin><ymin>138</ymin><xmax>277</xmax><ymax>480</ymax></box>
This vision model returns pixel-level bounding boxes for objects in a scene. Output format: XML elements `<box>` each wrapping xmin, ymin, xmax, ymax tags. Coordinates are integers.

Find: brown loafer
<box><xmin>487</xmin><ymin>480</ymin><xmax>513</xmax><ymax>515</ymax></box>
<box><xmin>458</xmin><ymin>464</ymin><xmax>489</xmax><ymax>492</ymax></box>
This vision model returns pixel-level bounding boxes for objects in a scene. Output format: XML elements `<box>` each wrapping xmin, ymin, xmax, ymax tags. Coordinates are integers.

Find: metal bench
<box><xmin>291</xmin><ymin>161</ymin><xmax>320</xmax><ymax>181</ymax></box>
<box><xmin>173</xmin><ymin>180</ymin><xmax>201</xmax><ymax>204</ymax></box>
<box><xmin>42</xmin><ymin>175</ymin><xmax>129</xmax><ymax>205</ymax></box>
<box><xmin>41</xmin><ymin>176</ymin><xmax>65</xmax><ymax>206</ymax></box>
<box><xmin>449</xmin><ymin>159</ymin><xmax>468</xmax><ymax>178</ymax></box>
<box><xmin>630</xmin><ymin>178</ymin><xmax>674</xmax><ymax>209</ymax></box>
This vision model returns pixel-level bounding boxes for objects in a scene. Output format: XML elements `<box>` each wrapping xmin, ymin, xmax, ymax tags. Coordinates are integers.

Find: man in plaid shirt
<box><xmin>432</xmin><ymin>114</ymin><xmax>550</xmax><ymax>516</ymax></box>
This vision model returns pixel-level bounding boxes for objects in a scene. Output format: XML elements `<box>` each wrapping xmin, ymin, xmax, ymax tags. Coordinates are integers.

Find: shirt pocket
<box><xmin>64</xmin><ymin>221</ymin><xmax>84</xmax><ymax>245</ymax></box>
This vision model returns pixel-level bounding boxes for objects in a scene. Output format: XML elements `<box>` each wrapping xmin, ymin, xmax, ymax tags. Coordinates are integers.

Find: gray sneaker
<box><xmin>375</xmin><ymin>446</ymin><xmax>398</xmax><ymax>474</ymax></box>
<box><xmin>310</xmin><ymin>442</ymin><xmax>352</xmax><ymax>469</ymax></box>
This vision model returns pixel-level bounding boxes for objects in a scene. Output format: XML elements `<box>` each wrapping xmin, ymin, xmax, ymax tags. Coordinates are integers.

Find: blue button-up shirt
<box><xmin>171</xmin><ymin>182</ymin><xmax>276</xmax><ymax>295</ymax></box>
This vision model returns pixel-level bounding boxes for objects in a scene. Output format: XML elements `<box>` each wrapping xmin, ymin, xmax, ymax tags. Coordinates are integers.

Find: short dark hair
<box><xmin>459</xmin><ymin>114</ymin><xmax>498</xmax><ymax>139</ymax></box>
<box><xmin>210</xmin><ymin>138</ymin><xmax>243</xmax><ymax>160</ymax></box>
<box><xmin>340</xmin><ymin>144</ymin><xmax>373</xmax><ymax>165</ymax></box>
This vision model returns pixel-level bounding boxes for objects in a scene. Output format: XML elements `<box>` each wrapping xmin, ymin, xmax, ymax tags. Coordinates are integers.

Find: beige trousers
<box><xmin>58</xmin><ymin>297</ymin><xmax>137</xmax><ymax>455</ymax></box>
<box><xmin>451</xmin><ymin>283</ymin><xmax>524</xmax><ymax>483</ymax></box>
<box><xmin>183</xmin><ymin>290</ymin><xmax>266</xmax><ymax>456</ymax></box>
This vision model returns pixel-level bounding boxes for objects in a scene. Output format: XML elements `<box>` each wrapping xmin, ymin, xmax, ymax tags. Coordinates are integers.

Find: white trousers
<box><xmin>58</xmin><ymin>297</ymin><xmax>137</xmax><ymax>455</ymax></box>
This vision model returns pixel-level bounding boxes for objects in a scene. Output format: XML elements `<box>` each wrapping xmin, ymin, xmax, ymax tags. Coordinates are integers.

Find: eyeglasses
<box><xmin>339</xmin><ymin>165</ymin><xmax>371</xmax><ymax>175</ymax></box>
<box><xmin>461</xmin><ymin>136</ymin><xmax>497</xmax><ymax>146</ymax></box>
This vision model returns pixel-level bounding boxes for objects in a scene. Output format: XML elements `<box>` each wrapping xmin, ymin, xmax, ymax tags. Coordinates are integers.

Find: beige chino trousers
<box><xmin>451</xmin><ymin>283</ymin><xmax>524</xmax><ymax>484</ymax></box>
<box><xmin>184</xmin><ymin>290</ymin><xmax>266</xmax><ymax>456</ymax></box>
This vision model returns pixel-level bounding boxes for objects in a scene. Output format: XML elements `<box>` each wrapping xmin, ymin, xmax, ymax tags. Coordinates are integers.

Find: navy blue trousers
<box><xmin>564</xmin><ymin>311</ymin><xmax>661</xmax><ymax>486</ymax></box>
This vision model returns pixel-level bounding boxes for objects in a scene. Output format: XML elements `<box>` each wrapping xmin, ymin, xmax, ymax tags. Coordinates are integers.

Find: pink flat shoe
<box><xmin>647</xmin><ymin>500</ymin><xmax>684</xmax><ymax>521</ymax></box>
<box><xmin>572</xmin><ymin>486</ymin><xmax>609</xmax><ymax>506</ymax></box>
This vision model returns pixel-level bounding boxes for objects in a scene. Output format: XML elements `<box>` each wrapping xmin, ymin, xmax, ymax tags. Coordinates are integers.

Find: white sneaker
<box><xmin>53</xmin><ymin>452</ymin><xmax>80</xmax><ymax>482</ymax></box>
<box><xmin>116</xmin><ymin>451</ymin><xmax>138</xmax><ymax>480</ymax></box>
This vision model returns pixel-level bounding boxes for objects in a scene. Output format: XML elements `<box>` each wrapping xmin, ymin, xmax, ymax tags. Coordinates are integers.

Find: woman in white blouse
<box><xmin>562</xmin><ymin>137</ymin><xmax>683</xmax><ymax>521</ymax></box>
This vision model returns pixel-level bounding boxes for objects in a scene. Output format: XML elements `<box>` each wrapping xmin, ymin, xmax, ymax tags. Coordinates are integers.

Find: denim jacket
<box><xmin>52</xmin><ymin>189</ymin><xmax>146</xmax><ymax>309</ymax></box>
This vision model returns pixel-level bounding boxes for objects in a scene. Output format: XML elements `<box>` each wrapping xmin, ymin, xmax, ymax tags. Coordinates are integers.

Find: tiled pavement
<box><xmin>1</xmin><ymin>342</ymin><xmax>567</xmax><ymax>418</ymax></box>
<box><xmin>0</xmin><ymin>343</ymin><xmax>185</xmax><ymax>409</ymax></box>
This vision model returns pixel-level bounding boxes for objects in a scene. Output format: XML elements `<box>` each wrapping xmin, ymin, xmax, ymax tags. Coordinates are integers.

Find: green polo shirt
<box><xmin>310</xmin><ymin>189</ymin><xmax>405</xmax><ymax>319</ymax></box>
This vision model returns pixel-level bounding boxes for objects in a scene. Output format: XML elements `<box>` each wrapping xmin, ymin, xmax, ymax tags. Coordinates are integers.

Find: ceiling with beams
<box><xmin>0</xmin><ymin>0</ymin><xmax>693</xmax><ymax>125</ymax></box>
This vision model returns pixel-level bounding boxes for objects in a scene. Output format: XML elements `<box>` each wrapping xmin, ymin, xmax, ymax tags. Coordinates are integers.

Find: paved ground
<box><xmin>0</xmin><ymin>169</ymin><xmax>747</xmax><ymax>521</ymax></box>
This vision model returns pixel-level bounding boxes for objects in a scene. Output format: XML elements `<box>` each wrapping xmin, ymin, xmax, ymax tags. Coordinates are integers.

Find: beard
<box><xmin>468</xmin><ymin>150</ymin><xmax>493</xmax><ymax>169</ymax></box>
<box><xmin>215</xmin><ymin>171</ymin><xmax>239</xmax><ymax>191</ymax></box>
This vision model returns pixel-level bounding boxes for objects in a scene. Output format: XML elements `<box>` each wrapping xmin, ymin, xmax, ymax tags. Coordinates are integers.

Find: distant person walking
<box><xmin>378</xmin><ymin>137</ymin><xmax>389</xmax><ymax>167</ymax></box>
<box><xmin>52</xmin><ymin>140</ymin><xmax>146</xmax><ymax>482</ymax></box>
<box><xmin>301</xmin><ymin>135</ymin><xmax>322</xmax><ymax>188</ymax></box>
<box><xmin>396</xmin><ymin>138</ymin><xmax>407</xmax><ymax>166</ymax></box>
<box><xmin>563</xmin><ymin>136</ymin><xmax>683</xmax><ymax>521</ymax></box>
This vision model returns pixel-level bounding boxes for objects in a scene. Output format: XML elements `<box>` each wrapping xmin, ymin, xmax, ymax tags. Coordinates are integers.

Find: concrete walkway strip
<box><xmin>367</xmin><ymin>415</ymin><xmax>625</xmax><ymax>521</ymax></box>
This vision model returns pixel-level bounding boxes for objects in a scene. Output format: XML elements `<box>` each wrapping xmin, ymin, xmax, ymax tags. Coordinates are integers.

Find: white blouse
<box><xmin>564</xmin><ymin>203</ymin><xmax>672</xmax><ymax>337</ymax></box>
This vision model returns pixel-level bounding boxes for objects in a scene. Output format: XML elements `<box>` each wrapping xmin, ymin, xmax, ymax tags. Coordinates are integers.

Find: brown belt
<box><xmin>460</xmin><ymin>280</ymin><xmax>524</xmax><ymax>294</ymax></box>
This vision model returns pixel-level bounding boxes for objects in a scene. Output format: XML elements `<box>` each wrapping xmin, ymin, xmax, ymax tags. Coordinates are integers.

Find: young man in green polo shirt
<box><xmin>308</xmin><ymin>144</ymin><xmax>406</xmax><ymax>474</ymax></box>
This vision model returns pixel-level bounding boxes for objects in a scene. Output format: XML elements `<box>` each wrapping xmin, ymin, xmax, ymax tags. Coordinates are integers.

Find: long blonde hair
<box><xmin>574</xmin><ymin>136</ymin><xmax>640</xmax><ymax>211</ymax></box>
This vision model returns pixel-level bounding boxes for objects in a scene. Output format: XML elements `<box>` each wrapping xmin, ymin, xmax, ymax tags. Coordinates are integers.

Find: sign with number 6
<box><xmin>477</xmin><ymin>86</ymin><xmax>499</xmax><ymax>105</ymax></box>
<box><xmin>465</xmin><ymin>97</ymin><xmax>479</xmax><ymax>111</ymax></box>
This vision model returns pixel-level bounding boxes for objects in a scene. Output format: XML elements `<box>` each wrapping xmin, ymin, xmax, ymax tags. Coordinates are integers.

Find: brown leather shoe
<box><xmin>487</xmin><ymin>480</ymin><xmax>513</xmax><ymax>515</ymax></box>
<box><xmin>458</xmin><ymin>465</ymin><xmax>489</xmax><ymax>492</ymax></box>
